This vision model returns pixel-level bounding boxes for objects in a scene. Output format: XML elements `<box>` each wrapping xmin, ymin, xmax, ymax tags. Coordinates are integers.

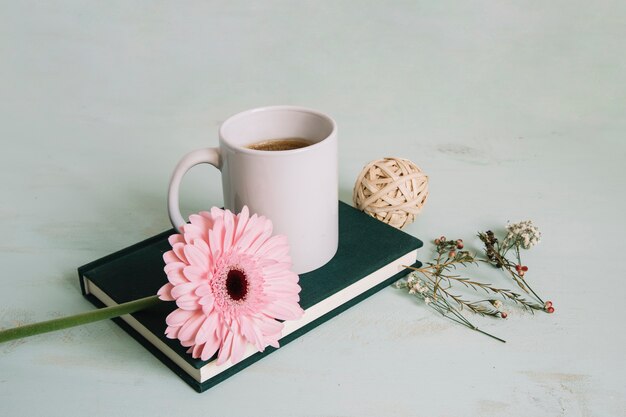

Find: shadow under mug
<box><xmin>167</xmin><ymin>105</ymin><xmax>338</xmax><ymax>274</ymax></box>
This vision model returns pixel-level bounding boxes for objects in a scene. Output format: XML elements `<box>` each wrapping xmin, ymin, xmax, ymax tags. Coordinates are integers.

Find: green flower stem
<box><xmin>0</xmin><ymin>295</ymin><xmax>161</xmax><ymax>344</ymax></box>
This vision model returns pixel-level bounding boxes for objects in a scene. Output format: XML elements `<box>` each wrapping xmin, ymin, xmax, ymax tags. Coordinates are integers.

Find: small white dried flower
<box><xmin>424</xmin><ymin>297</ymin><xmax>432</xmax><ymax>304</ymax></box>
<box><xmin>408</xmin><ymin>287</ymin><xmax>417</xmax><ymax>295</ymax></box>
<box><xmin>394</xmin><ymin>281</ymin><xmax>403</xmax><ymax>289</ymax></box>
<box><xmin>503</xmin><ymin>220</ymin><xmax>541</xmax><ymax>249</ymax></box>
<box><xmin>493</xmin><ymin>300</ymin><xmax>503</xmax><ymax>309</ymax></box>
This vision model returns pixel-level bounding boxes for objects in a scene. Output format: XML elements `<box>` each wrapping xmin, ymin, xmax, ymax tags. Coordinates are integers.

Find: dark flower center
<box><xmin>226</xmin><ymin>269</ymin><xmax>248</xmax><ymax>301</ymax></box>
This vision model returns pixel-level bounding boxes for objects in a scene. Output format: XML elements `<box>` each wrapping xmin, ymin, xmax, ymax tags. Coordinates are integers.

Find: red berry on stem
<box><xmin>521</xmin><ymin>266</ymin><xmax>528</xmax><ymax>272</ymax></box>
<box><xmin>545</xmin><ymin>301</ymin><xmax>553</xmax><ymax>308</ymax></box>
<box><xmin>500</xmin><ymin>312</ymin><xmax>508</xmax><ymax>319</ymax></box>
<box><xmin>547</xmin><ymin>306</ymin><xmax>555</xmax><ymax>314</ymax></box>
<box><xmin>440</xmin><ymin>236</ymin><xmax>446</xmax><ymax>242</ymax></box>
<box><xmin>449</xmin><ymin>251</ymin><xmax>456</xmax><ymax>258</ymax></box>
<box><xmin>456</xmin><ymin>242</ymin><xmax>464</xmax><ymax>249</ymax></box>
<box><xmin>434</xmin><ymin>239</ymin><xmax>440</xmax><ymax>245</ymax></box>
<box><xmin>515</xmin><ymin>265</ymin><xmax>522</xmax><ymax>272</ymax></box>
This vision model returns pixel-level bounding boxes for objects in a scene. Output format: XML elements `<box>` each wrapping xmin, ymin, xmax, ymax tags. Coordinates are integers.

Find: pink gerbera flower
<box><xmin>157</xmin><ymin>206</ymin><xmax>304</xmax><ymax>365</ymax></box>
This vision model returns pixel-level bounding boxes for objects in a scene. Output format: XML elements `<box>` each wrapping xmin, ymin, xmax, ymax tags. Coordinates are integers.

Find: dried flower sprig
<box><xmin>396</xmin><ymin>223</ymin><xmax>553</xmax><ymax>342</ymax></box>
<box><xmin>395</xmin><ymin>273</ymin><xmax>506</xmax><ymax>343</ymax></box>
<box><xmin>407</xmin><ymin>237</ymin><xmax>542</xmax><ymax>312</ymax></box>
<box><xmin>397</xmin><ymin>237</ymin><xmax>518</xmax><ymax>342</ymax></box>
<box><xmin>478</xmin><ymin>220</ymin><xmax>553</xmax><ymax>313</ymax></box>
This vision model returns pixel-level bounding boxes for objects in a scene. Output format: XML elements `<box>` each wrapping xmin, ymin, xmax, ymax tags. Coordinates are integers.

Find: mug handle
<box><xmin>167</xmin><ymin>147</ymin><xmax>221</xmax><ymax>231</ymax></box>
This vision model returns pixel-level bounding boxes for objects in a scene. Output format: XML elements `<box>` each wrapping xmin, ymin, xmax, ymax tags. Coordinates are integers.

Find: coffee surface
<box><xmin>246</xmin><ymin>137</ymin><xmax>313</xmax><ymax>151</ymax></box>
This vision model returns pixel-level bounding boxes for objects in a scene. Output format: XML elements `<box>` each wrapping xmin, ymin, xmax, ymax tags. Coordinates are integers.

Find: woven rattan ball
<box><xmin>353</xmin><ymin>157</ymin><xmax>429</xmax><ymax>229</ymax></box>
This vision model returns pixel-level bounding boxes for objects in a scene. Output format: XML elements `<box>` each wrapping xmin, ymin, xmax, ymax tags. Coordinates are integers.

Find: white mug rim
<box><xmin>218</xmin><ymin>105</ymin><xmax>337</xmax><ymax>156</ymax></box>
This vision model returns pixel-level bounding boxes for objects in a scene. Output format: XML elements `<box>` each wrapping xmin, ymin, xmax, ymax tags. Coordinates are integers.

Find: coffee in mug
<box><xmin>245</xmin><ymin>137</ymin><xmax>313</xmax><ymax>151</ymax></box>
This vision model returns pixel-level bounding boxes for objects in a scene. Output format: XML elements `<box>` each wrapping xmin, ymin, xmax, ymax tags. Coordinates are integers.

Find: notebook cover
<box><xmin>78</xmin><ymin>201</ymin><xmax>423</xmax><ymax>392</ymax></box>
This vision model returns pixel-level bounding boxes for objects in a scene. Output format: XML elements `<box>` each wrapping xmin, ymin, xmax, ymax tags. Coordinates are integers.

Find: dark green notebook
<box><xmin>78</xmin><ymin>201</ymin><xmax>422</xmax><ymax>392</ymax></box>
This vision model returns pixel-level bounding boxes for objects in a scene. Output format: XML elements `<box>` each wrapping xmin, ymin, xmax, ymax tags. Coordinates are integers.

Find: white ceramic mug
<box><xmin>167</xmin><ymin>105</ymin><xmax>338</xmax><ymax>274</ymax></box>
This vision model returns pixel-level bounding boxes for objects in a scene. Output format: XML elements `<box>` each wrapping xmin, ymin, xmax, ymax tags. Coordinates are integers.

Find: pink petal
<box><xmin>229</xmin><ymin>321</ymin><xmax>247</xmax><ymax>364</ymax></box>
<box><xmin>193</xmin><ymin>238</ymin><xmax>210</xmax><ymax>256</ymax></box>
<box><xmin>210</xmin><ymin>207</ymin><xmax>225</xmax><ymax>222</ymax></box>
<box><xmin>162</xmin><ymin>250</ymin><xmax>179</xmax><ymax>265</ymax></box>
<box><xmin>189</xmin><ymin>213</ymin><xmax>212</xmax><ymax>236</ymax></box>
<box><xmin>157</xmin><ymin>283</ymin><xmax>175</xmax><ymax>301</ymax></box>
<box><xmin>202</xmin><ymin>304</ymin><xmax>214</xmax><ymax>317</ymax></box>
<box><xmin>233</xmin><ymin>206</ymin><xmax>250</xmax><ymax>245</ymax></box>
<box><xmin>172</xmin><ymin>242</ymin><xmax>187</xmax><ymax>263</ymax></box>
<box><xmin>168</xmin><ymin>234</ymin><xmax>184</xmax><ymax>246</ymax></box>
<box><xmin>273</xmin><ymin>293</ymin><xmax>300</xmax><ymax>303</ymax></box>
<box><xmin>176</xmin><ymin>294</ymin><xmax>200</xmax><ymax>310</ymax></box>
<box><xmin>264</xmin><ymin>281</ymin><xmax>301</xmax><ymax>295</ymax></box>
<box><xmin>263</xmin><ymin>270</ymin><xmax>299</xmax><ymax>284</ymax></box>
<box><xmin>164</xmin><ymin>261</ymin><xmax>185</xmax><ymax>274</ymax></box>
<box><xmin>263</xmin><ymin>270</ymin><xmax>298</xmax><ymax>283</ymax></box>
<box><xmin>183</xmin><ymin>265</ymin><xmax>206</xmax><ymax>282</ymax></box>
<box><xmin>262</xmin><ymin>270</ymin><xmax>299</xmax><ymax>283</ymax></box>
<box><xmin>195</xmin><ymin>311</ymin><xmax>219</xmax><ymax>345</ymax></box>
<box><xmin>193</xmin><ymin>237</ymin><xmax>213</xmax><ymax>270</ymax></box>
<box><xmin>252</xmin><ymin>315</ymin><xmax>282</xmax><ymax>349</ymax></box>
<box><xmin>256</xmin><ymin>235</ymin><xmax>289</xmax><ymax>259</ymax></box>
<box><xmin>191</xmin><ymin>212</ymin><xmax>214</xmax><ymax>231</ymax></box>
<box><xmin>191</xmin><ymin>342</ymin><xmax>204</xmax><ymax>359</ymax></box>
<box><xmin>200</xmin><ymin>295</ymin><xmax>215</xmax><ymax>316</ymax></box>
<box><xmin>164</xmin><ymin>325</ymin><xmax>179</xmax><ymax>339</ymax></box>
<box><xmin>240</xmin><ymin>315</ymin><xmax>263</xmax><ymax>351</ymax></box>
<box><xmin>171</xmin><ymin>281</ymin><xmax>200</xmax><ymax>299</ymax></box>
<box><xmin>213</xmin><ymin>216</ymin><xmax>226</xmax><ymax>249</ymax></box>
<box><xmin>266</xmin><ymin>336</ymin><xmax>280</xmax><ymax>349</ymax></box>
<box><xmin>260</xmin><ymin>247</ymin><xmax>290</xmax><ymax>264</ymax></box>
<box><xmin>180</xmin><ymin>338</ymin><xmax>194</xmax><ymax>347</ymax></box>
<box><xmin>216</xmin><ymin>330</ymin><xmax>234</xmax><ymax>365</ymax></box>
<box><xmin>183</xmin><ymin>223</ymin><xmax>204</xmax><ymax>244</ymax></box>
<box><xmin>195</xmin><ymin>284</ymin><xmax>212</xmax><ymax>297</ymax></box>
<box><xmin>245</xmin><ymin>219</ymin><xmax>273</xmax><ymax>255</ymax></box>
<box><xmin>208</xmin><ymin>228</ymin><xmax>222</xmax><ymax>260</ymax></box>
<box><xmin>234</xmin><ymin>214</ymin><xmax>258</xmax><ymax>251</ymax></box>
<box><xmin>257</xmin><ymin>255</ymin><xmax>292</xmax><ymax>268</ymax></box>
<box><xmin>222</xmin><ymin>209</ymin><xmax>235</xmax><ymax>252</ymax></box>
<box><xmin>262</xmin><ymin>262</ymin><xmax>294</xmax><ymax>277</ymax></box>
<box><xmin>264</xmin><ymin>300</ymin><xmax>304</xmax><ymax>320</ymax></box>
<box><xmin>178</xmin><ymin>313</ymin><xmax>206</xmax><ymax>342</ymax></box>
<box><xmin>184</xmin><ymin>244</ymin><xmax>208</xmax><ymax>269</ymax></box>
<box><xmin>165</xmin><ymin>268</ymin><xmax>187</xmax><ymax>285</ymax></box>
<box><xmin>200</xmin><ymin>329</ymin><xmax>221</xmax><ymax>361</ymax></box>
<box><xmin>199</xmin><ymin>294</ymin><xmax>215</xmax><ymax>309</ymax></box>
<box><xmin>252</xmin><ymin>315</ymin><xmax>284</xmax><ymax>337</ymax></box>
<box><xmin>165</xmin><ymin>308</ymin><xmax>195</xmax><ymax>327</ymax></box>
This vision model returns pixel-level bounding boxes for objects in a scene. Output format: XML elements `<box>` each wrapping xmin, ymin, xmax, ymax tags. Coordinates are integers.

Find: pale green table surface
<box><xmin>1</xmin><ymin>2</ymin><xmax>624</xmax><ymax>416</ymax></box>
